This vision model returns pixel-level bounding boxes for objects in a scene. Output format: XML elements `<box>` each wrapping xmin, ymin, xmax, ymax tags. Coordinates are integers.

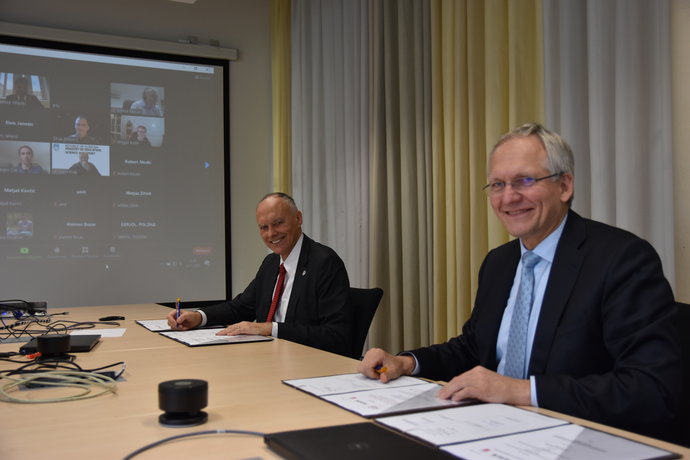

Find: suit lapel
<box><xmin>529</xmin><ymin>210</ymin><xmax>586</xmax><ymax>375</ymax></box>
<box><xmin>284</xmin><ymin>235</ymin><xmax>311</xmax><ymax>322</ymax></box>
<box><xmin>258</xmin><ymin>254</ymin><xmax>282</xmax><ymax>321</ymax></box>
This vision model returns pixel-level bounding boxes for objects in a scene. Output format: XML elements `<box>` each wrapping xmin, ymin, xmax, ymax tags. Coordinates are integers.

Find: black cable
<box><xmin>0</xmin><ymin>358</ymin><xmax>126</xmax><ymax>380</ymax></box>
<box><xmin>122</xmin><ymin>429</ymin><xmax>266</xmax><ymax>460</ymax></box>
<box><xmin>0</xmin><ymin>319</ymin><xmax>120</xmax><ymax>342</ymax></box>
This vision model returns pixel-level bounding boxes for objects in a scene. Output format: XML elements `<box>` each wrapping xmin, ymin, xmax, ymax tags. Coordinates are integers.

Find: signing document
<box><xmin>136</xmin><ymin>319</ymin><xmax>173</xmax><ymax>332</ymax></box>
<box><xmin>441</xmin><ymin>423</ymin><xmax>679</xmax><ymax>460</ymax></box>
<box><xmin>283</xmin><ymin>373</ymin><xmax>469</xmax><ymax>417</ymax></box>
<box><xmin>376</xmin><ymin>404</ymin><xmax>679</xmax><ymax>460</ymax></box>
<box><xmin>160</xmin><ymin>328</ymin><xmax>272</xmax><ymax>347</ymax></box>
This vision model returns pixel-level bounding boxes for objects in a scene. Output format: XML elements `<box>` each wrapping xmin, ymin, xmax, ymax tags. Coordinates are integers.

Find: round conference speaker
<box><xmin>158</xmin><ymin>379</ymin><xmax>208</xmax><ymax>427</ymax></box>
<box><xmin>36</xmin><ymin>334</ymin><xmax>71</xmax><ymax>358</ymax></box>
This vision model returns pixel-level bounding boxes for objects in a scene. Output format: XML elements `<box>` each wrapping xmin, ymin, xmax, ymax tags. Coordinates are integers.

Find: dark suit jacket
<box><xmin>409</xmin><ymin>210</ymin><xmax>681</xmax><ymax>437</ymax></box>
<box><xmin>201</xmin><ymin>235</ymin><xmax>352</xmax><ymax>356</ymax></box>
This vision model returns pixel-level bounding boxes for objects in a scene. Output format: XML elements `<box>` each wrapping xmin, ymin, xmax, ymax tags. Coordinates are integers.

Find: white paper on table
<box><xmin>135</xmin><ymin>319</ymin><xmax>171</xmax><ymax>331</ymax></box>
<box><xmin>71</xmin><ymin>328</ymin><xmax>126</xmax><ymax>338</ymax></box>
<box><xmin>160</xmin><ymin>328</ymin><xmax>272</xmax><ymax>346</ymax></box>
<box><xmin>321</xmin><ymin>381</ymin><xmax>463</xmax><ymax>417</ymax></box>
<box><xmin>441</xmin><ymin>423</ymin><xmax>679</xmax><ymax>460</ymax></box>
<box><xmin>377</xmin><ymin>403</ymin><xmax>568</xmax><ymax>447</ymax></box>
<box><xmin>283</xmin><ymin>373</ymin><xmax>429</xmax><ymax>396</ymax></box>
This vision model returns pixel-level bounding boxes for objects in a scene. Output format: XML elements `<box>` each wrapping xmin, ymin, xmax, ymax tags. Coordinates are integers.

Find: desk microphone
<box><xmin>158</xmin><ymin>379</ymin><xmax>208</xmax><ymax>427</ymax></box>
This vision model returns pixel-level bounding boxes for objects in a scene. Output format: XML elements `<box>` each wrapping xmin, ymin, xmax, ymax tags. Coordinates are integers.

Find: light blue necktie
<box><xmin>503</xmin><ymin>251</ymin><xmax>541</xmax><ymax>379</ymax></box>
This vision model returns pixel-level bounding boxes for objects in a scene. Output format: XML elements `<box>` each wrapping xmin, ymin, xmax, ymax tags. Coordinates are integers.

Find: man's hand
<box><xmin>357</xmin><ymin>348</ymin><xmax>416</xmax><ymax>383</ymax></box>
<box><xmin>166</xmin><ymin>310</ymin><xmax>202</xmax><ymax>330</ymax></box>
<box><xmin>216</xmin><ymin>321</ymin><xmax>272</xmax><ymax>337</ymax></box>
<box><xmin>437</xmin><ymin>365</ymin><xmax>531</xmax><ymax>406</ymax></box>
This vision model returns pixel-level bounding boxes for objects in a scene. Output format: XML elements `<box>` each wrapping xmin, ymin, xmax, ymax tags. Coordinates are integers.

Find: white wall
<box><xmin>0</xmin><ymin>0</ymin><xmax>273</xmax><ymax>297</ymax></box>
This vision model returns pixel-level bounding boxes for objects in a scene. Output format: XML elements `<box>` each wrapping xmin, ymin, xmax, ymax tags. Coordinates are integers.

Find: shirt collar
<box><xmin>520</xmin><ymin>214</ymin><xmax>568</xmax><ymax>264</ymax></box>
<box><xmin>281</xmin><ymin>233</ymin><xmax>304</xmax><ymax>273</ymax></box>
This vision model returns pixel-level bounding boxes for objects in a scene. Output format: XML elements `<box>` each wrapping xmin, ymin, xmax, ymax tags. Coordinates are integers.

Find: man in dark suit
<box><xmin>167</xmin><ymin>192</ymin><xmax>352</xmax><ymax>356</ymax></box>
<box><xmin>359</xmin><ymin>123</ymin><xmax>680</xmax><ymax>438</ymax></box>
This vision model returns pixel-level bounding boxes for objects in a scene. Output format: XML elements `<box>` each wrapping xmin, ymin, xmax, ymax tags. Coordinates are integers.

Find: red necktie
<box><xmin>265</xmin><ymin>264</ymin><xmax>286</xmax><ymax>322</ymax></box>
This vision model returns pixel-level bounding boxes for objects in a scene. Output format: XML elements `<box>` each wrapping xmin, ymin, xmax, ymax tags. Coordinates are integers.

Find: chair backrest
<box><xmin>349</xmin><ymin>287</ymin><xmax>383</xmax><ymax>360</ymax></box>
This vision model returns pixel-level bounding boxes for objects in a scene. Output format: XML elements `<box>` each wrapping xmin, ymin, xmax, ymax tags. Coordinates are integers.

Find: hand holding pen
<box><xmin>165</xmin><ymin>299</ymin><xmax>203</xmax><ymax>330</ymax></box>
<box><xmin>357</xmin><ymin>348</ymin><xmax>416</xmax><ymax>383</ymax></box>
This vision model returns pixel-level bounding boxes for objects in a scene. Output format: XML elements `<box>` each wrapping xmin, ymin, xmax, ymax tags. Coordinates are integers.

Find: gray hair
<box><xmin>258</xmin><ymin>192</ymin><xmax>298</xmax><ymax>212</ymax></box>
<box><xmin>490</xmin><ymin>122</ymin><xmax>575</xmax><ymax>176</ymax></box>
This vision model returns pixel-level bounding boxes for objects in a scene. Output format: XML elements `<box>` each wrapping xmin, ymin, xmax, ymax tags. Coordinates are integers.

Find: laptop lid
<box><xmin>264</xmin><ymin>422</ymin><xmax>455</xmax><ymax>460</ymax></box>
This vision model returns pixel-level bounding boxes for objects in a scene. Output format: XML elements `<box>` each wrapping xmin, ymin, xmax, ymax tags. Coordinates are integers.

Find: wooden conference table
<box><xmin>0</xmin><ymin>303</ymin><xmax>688</xmax><ymax>459</ymax></box>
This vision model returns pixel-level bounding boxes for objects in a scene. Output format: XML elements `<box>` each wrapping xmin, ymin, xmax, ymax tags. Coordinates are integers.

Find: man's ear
<box><xmin>560</xmin><ymin>172</ymin><xmax>574</xmax><ymax>204</ymax></box>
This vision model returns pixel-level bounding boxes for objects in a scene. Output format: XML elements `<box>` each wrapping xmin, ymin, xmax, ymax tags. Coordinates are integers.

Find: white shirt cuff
<box><xmin>197</xmin><ymin>309</ymin><xmax>208</xmax><ymax>327</ymax></box>
<box><xmin>530</xmin><ymin>375</ymin><xmax>538</xmax><ymax>407</ymax></box>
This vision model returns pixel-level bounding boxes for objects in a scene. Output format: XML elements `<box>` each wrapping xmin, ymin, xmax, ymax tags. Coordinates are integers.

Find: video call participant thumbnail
<box><xmin>4</xmin><ymin>76</ymin><xmax>44</xmax><ymax>109</ymax></box>
<box><xmin>132</xmin><ymin>125</ymin><xmax>151</xmax><ymax>146</ymax></box>
<box><xmin>65</xmin><ymin>116</ymin><xmax>98</xmax><ymax>144</ymax></box>
<box><xmin>130</xmin><ymin>88</ymin><xmax>162</xmax><ymax>116</ymax></box>
<box><xmin>15</xmin><ymin>145</ymin><xmax>45</xmax><ymax>174</ymax></box>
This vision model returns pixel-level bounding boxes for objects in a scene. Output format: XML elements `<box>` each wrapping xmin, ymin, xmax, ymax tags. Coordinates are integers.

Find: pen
<box><xmin>374</xmin><ymin>364</ymin><xmax>387</xmax><ymax>374</ymax></box>
<box><xmin>175</xmin><ymin>297</ymin><xmax>181</xmax><ymax>320</ymax></box>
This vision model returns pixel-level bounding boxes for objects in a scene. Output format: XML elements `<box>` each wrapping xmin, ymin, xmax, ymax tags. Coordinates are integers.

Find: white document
<box><xmin>377</xmin><ymin>403</ymin><xmax>568</xmax><ymax>446</ymax></box>
<box><xmin>284</xmin><ymin>373</ymin><xmax>429</xmax><ymax>396</ymax></box>
<box><xmin>283</xmin><ymin>373</ymin><xmax>470</xmax><ymax>417</ymax></box>
<box><xmin>159</xmin><ymin>328</ymin><xmax>273</xmax><ymax>346</ymax></box>
<box><xmin>441</xmin><ymin>423</ymin><xmax>679</xmax><ymax>460</ymax></box>
<box><xmin>136</xmin><ymin>319</ymin><xmax>172</xmax><ymax>332</ymax></box>
<box><xmin>322</xmin><ymin>381</ymin><xmax>463</xmax><ymax>417</ymax></box>
<box><xmin>71</xmin><ymin>328</ymin><xmax>126</xmax><ymax>338</ymax></box>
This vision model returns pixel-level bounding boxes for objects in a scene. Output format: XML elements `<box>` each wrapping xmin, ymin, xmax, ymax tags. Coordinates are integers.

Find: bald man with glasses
<box><xmin>360</xmin><ymin>123</ymin><xmax>680</xmax><ymax>439</ymax></box>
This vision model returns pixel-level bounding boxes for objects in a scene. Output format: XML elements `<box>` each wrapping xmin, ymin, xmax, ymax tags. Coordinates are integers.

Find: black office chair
<box><xmin>348</xmin><ymin>287</ymin><xmax>383</xmax><ymax>360</ymax></box>
<box><xmin>673</xmin><ymin>302</ymin><xmax>690</xmax><ymax>447</ymax></box>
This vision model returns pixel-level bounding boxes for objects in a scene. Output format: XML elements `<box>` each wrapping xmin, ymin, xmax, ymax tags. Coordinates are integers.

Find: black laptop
<box><xmin>264</xmin><ymin>422</ymin><xmax>455</xmax><ymax>460</ymax></box>
<box><xmin>19</xmin><ymin>334</ymin><xmax>101</xmax><ymax>354</ymax></box>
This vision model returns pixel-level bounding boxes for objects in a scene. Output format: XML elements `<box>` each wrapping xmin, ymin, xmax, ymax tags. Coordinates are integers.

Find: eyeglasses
<box><xmin>482</xmin><ymin>172</ymin><xmax>564</xmax><ymax>195</ymax></box>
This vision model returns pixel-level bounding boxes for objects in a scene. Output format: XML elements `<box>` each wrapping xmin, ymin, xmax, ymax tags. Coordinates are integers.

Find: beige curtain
<box><xmin>280</xmin><ymin>0</ymin><xmax>544</xmax><ymax>353</ymax></box>
<box><xmin>271</xmin><ymin>0</ymin><xmax>292</xmax><ymax>192</ymax></box>
<box><xmin>368</xmin><ymin>0</ymin><xmax>544</xmax><ymax>351</ymax></box>
<box><xmin>543</xmin><ymin>0</ymin><xmax>676</xmax><ymax>288</ymax></box>
<box><xmin>368</xmin><ymin>0</ymin><xmax>434</xmax><ymax>351</ymax></box>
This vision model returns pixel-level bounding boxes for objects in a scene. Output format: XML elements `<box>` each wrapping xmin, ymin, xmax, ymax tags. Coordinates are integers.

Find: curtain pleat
<box><xmin>543</xmin><ymin>0</ymin><xmax>675</xmax><ymax>287</ymax></box>
<box><xmin>290</xmin><ymin>0</ymin><xmax>371</xmax><ymax>288</ymax></box>
<box><xmin>271</xmin><ymin>0</ymin><xmax>292</xmax><ymax>193</ymax></box>
<box><xmin>278</xmin><ymin>0</ymin><xmax>674</xmax><ymax>354</ymax></box>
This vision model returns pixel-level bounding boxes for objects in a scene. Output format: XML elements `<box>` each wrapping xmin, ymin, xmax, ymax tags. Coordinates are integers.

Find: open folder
<box><xmin>282</xmin><ymin>374</ymin><xmax>680</xmax><ymax>460</ymax></box>
<box><xmin>283</xmin><ymin>373</ymin><xmax>475</xmax><ymax>418</ymax></box>
<box><xmin>136</xmin><ymin>319</ymin><xmax>273</xmax><ymax>347</ymax></box>
<box><xmin>158</xmin><ymin>328</ymin><xmax>273</xmax><ymax>347</ymax></box>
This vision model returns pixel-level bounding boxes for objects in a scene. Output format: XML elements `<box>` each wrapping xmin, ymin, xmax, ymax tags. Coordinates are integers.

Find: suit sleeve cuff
<box><xmin>398</xmin><ymin>352</ymin><xmax>421</xmax><ymax>375</ymax></box>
